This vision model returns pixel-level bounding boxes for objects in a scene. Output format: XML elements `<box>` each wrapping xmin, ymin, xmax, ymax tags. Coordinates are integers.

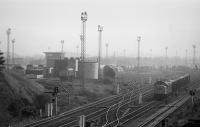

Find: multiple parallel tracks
<box><xmin>24</xmin><ymin>83</ymin><xmax>153</xmax><ymax>127</ymax></box>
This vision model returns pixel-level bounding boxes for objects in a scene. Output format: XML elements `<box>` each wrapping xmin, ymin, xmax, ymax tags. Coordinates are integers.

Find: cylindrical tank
<box><xmin>78</xmin><ymin>61</ymin><xmax>98</xmax><ymax>79</ymax></box>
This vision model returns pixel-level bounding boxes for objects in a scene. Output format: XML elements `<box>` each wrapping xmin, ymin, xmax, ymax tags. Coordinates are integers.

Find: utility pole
<box><xmin>98</xmin><ymin>25</ymin><xmax>103</xmax><ymax>80</ymax></box>
<box><xmin>61</xmin><ymin>40</ymin><xmax>64</xmax><ymax>53</ymax></box>
<box><xmin>6</xmin><ymin>28</ymin><xmax>11</xmax><ymax>69</ymax></box>
<box><xmin>12</xmin><ymin>39</ymin><xmax>15</xmax><ymax>65</ymax></box>
<box><xmin>80</xmin><ymin>11</ymin><xmax>87</xmax><ymax>89</ymax></box>
<box><xmin>193</xmin><ymin>45</ymin><xmax>196</xmax><ymax>65</ymax></box>
<box><xmin>105</xmin><ymin>43</ymin><xmax>109</xmax><ymax>58</ymax></box>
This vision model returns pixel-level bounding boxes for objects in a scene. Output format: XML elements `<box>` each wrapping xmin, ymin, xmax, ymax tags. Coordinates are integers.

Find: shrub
<box><xmin>34</xmin><ymin>94</ymin><xmax>51</xmax><ymax>110</ymax></box>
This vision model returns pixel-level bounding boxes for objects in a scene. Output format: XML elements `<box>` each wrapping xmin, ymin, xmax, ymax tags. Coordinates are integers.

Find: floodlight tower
<box><xmin>105</xmin><ymin>43</ymin><xmax>109</xmax><ymax>58</ymax></box>
<box><xmin>150</xmin><ymin>49</ymin><xmax>152</xmax><ymax>58</ymax></box>
<box><xmin>80</xmin><ymin>11</ymin><xmax>87</xmax><ymax>88</ymax></box>
<box><xmin>165</xmin><ymin>47</ymin><xmax>168</xmax><ymax>59</ymax></box>
<box><xmin>137</xmin><ymin>36</ymin><xmax>142</xmax><ymax>104</ymax></box>
<box><xmin>76</xmin><ymin>45</ymin><xmax>79</xmax><ymax>57</ymax></box>
<box><xmin>61</xmin><ymin>40</ymin><xmax>64</xmax><ymax>53</ymax></box>
<box><xmin>185</xmin><ymin>49</ymin><xmax>188</xmax><ymax>66</ymax></box>
<box><xmin>137</xmin><ymin>36</ymin><xmax>141</xmax><ymax>71</ymax></box>
<box><xmin>6</xmin><ymin>28</ymin><xmax>11</xmax><ymax>69</ymax></box>
<box><xmin>12</xmin><ymin>39</ymin><xmax>15</xmax><ymax>65</ymax></box>
<box><xmin>123</xmin><ymin>49</ymin><xmax>126</xmax><ymax>57</ymax></box>
<box><xmin>193</xmin><ymin>45</ymin><xmax>196</xmax><ymax>65</ymax></box>
<box><xmin>98</xmin><ymin>25</ymin><xmax>103</xmax><ymax>80</ymax></box>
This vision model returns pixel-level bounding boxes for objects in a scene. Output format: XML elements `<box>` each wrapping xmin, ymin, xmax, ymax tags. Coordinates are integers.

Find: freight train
<box><xmin>154</xmin><ymin>74</ymin><xmax>190</xmax><ymax>100</ymax></box>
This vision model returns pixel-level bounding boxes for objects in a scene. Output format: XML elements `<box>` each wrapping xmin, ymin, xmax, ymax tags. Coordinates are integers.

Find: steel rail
<box><xmin>60</xmin><ymin>89</ymin><xmax>153</xmax><ymax>127</ymax></box>
<box><xmin>24</xmin><ymin>82</ymin><xmax>151</xmax><ymax>127</ymax></box>
<box><xmin>138</xmin><ymin>85</ymin><xmax>200</xmax><ymax>127</ymax></box>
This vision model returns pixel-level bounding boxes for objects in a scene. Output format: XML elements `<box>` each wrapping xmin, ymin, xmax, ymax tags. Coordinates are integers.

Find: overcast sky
<box><xmin>0</xmin><ymin>0</ymin><xmax>199</xmax><ymax>58</ymax></box>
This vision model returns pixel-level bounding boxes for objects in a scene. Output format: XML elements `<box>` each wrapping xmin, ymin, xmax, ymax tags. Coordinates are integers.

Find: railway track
<box><xmin>104</xmin><ymin>101</ymin><xmax>160</xmax><ymax>127</ymax></box>
<box><xmin>24</xmin><ymin>82</ymin><xmax>152</xmax><ymax>127</ymax></box>
<box><xmin>64</xmin><ymin>89</ymin><xmax>154</xmax><ymax>127</ymax></box>
<box><xmin>104</xmin><ymin>78</ymin><xmax>200</xmax><ymax>127</ymax></box>
<box><xmin>137</xmin><ymin>95</ymin><xmax>190</xmax><ymax>127</ymax></box>
<box><xmin>137</xmin><ymin>82</ymin><xmax>200</xmax><ymax>127</ymax></box>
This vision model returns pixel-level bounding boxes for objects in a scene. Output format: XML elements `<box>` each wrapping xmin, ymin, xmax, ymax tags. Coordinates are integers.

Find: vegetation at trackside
<box><xmin>0</xmin><ymin>71</ymin><xmax>50</xmax><ymax>127</ymax></box>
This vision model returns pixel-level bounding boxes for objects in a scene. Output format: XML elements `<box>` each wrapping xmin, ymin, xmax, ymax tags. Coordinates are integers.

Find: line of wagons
<box><xmin>154</xmin><ymin>74</ymin><xmax>190</xmax><ymax>100</ymax></box>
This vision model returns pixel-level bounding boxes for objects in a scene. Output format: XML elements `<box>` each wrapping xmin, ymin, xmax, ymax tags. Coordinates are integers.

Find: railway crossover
<box><xmin>23</xmin><ymin>82</ymin><xmax>152</xmax><ymax>127</ymax></box>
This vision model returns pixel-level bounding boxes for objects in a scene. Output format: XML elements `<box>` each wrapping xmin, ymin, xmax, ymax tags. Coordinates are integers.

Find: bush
<box><xmin>34</xmin><ymin>94</ymin><xmax>50</xmax><ymax>110</ymax></box>
<box><xmin>7</xmin><ymin>99</ymin><xmax>24</xmax><ymax>117</ymax></box>
<box><xmin>21</xmin><ymin>106</ymin><xmax>37</xmax><ymax>118</ymax></box>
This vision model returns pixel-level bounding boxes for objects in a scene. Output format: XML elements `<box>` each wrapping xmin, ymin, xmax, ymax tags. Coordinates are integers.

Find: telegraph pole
<box><xmin>105</xmin><ymin>43</ymin><xmax>109</xmax><ymax>58</ymax></box>
<box><xmin>12</xmin><ymin>39</ymin><xmax>15</xmax><ymax>65</ymax></box>
<box><xmin>98</xmin><ymin>25</ymin><xmax>103</xmax><ymax>80</ymax></box>
<box><xmin>6</xmin><ymin>28</ymin><xmax>11</xmax><ymax>69</ymax></box>
<box><xmin>80</xmin><ymin>12</ymin><xmax>87</xmax><ymax>88</ymax></box>
<box><xmin>193</xmin><ymin>45</ymin><xmax>196</xmax><ymax>65</ymax></box>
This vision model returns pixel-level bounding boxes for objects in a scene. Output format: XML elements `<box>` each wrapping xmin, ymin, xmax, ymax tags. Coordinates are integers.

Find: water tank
<box><xmin>78</xmin><ymin>61</ymin><xmax>98</xmax><ymax>79</ymax></box>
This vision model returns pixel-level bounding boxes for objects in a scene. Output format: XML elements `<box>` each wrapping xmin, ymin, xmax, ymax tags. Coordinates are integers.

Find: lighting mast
<box><xmin>80</xmin><ymin>11</ymin><xmax>87</xmax><ymax>88</ymax></box>
<box><xmin>12</xmin><ymin>39</ymin><xmax>15</xmax><ymax>65</ymax></box>
<box><xmin>98</xmin><ymin>25</ymin><xmax>103</xmax><ymax>80</ymax></box>
<box><xmin>6</xmin><ymin>28</ymin><xmax>11</xmax><ymax>69</ymax></box>
<box><xmin>137</xmin><ymin>36</ymin><xmax>141</xmax><ymax>71</ymax></box>
<box><xmin>193</xmin><ymin>45</ymin><xmax>196</xmax><ymax>65</ymax></box>
<box><xmin>185</xmin><ymin>49</ymin><xmax>188</xmax><ymax>66</ymax></box>
<box><xmin>105</xmin><ymin>43</ymin><xmax>109</xmax><ymax>58</ymax></box>
<box><xmin>137</xmin><ymin>36</ymin><xmax>142</xmax><ymax>104</ymax></box>
<box><xmin>76</xmin><ymin>45</ymin><xmax>79</xmax><ymax>57</ymax></box>
<box><xmin>61</xmin><ymin>40</ymin><xmax>64</xmax><ymax>53</ymax></box>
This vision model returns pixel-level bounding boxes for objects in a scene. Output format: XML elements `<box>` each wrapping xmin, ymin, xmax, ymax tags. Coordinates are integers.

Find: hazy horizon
<box><xmin>0</xmin><ymin>0</ymin><xmax>199</xmax><ymax>58</ymax></box>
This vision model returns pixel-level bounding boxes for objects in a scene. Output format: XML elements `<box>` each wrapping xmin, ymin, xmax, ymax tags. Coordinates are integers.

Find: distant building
<box><xmin>44</xmin><ymin>52</ymin><xmax>65</xmax><ymax>68</ymax></box>
<box><xmin>25</xmin><ymin>64</ymin><xmax>44</xmax><ymax>79</ymax></box>
<box><xmin>53</xmin><ymin>57</ymin><xmax>79</xmax><ymax>81</ymax></box>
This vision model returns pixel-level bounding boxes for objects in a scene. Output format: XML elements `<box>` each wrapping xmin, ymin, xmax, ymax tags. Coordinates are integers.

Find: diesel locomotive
<box><xmin>154</xmin><ymin>74</ymin><xmax>190</xmax><ymax>100</ymax></box>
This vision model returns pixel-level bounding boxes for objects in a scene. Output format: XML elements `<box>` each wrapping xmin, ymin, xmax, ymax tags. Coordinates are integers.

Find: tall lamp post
<box><xmin>81</xmin><ymin>11</ymin><xmax>87</xmax><ymax>88</ymax></box>
<box><xmin>165</xmin><ymin>46</ymin><xmax>168</xmax><ymax>67</ymax></box>
<box><xmin>12</xmin><ymin>39</ymin><xmax>15</xmax><ymax>65</ymax></box>
<box><xmin>76</xmin><ymin>45</ymin><xmax>79</xmax><ymax>57</ymax></box>
<box><xmin>123</xmin><ymin>49</ymin><xmax>126</xmax><ymax>57</ymax></box>
<box><xmin>98</xmin><ymin>25</ymin><xmax>103</xmax><ymax>80</ymax></box>
<box><xmin>185</xmin><ymin>49</ymin><xmax>188</xmax><ymax>66</ymax></box>
<box><xmin>6</xmin><ymin>28</ymin><xmax>11</xmax><ymax>69</ymax></box>
<box><xmin>137</xmin><ymin>36</ymin><xmax>141</xmax><ymax>70</ymax></box>
<box><xmin>165</xmin><ymin>47</ymin><xmax>168</xmax><ymax>59</ymax></box>
<box><xmin>137</xmin><ymin>36</ymin><xmax>142</xmax><ymax>104</ymax></box>
<box><xmin>61</xmin><ymin>40</ymin><xmax>64</xmax><ymax>53</ymax></box>
<box><xmin>105</xmin><ymin>43</ymin><xmax>109</xmax><ymax>58</ymax></box>
<box><xmin>193</xmin><ymin>45</ymin><xmax>196</xmax><ymax>66</ymax></box>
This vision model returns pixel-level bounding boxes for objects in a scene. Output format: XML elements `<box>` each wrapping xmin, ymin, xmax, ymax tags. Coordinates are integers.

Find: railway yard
<box><xmin>20</xmin><ymin>68</ymin><xmax>200</xmax><ymax>127</ymax></box>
